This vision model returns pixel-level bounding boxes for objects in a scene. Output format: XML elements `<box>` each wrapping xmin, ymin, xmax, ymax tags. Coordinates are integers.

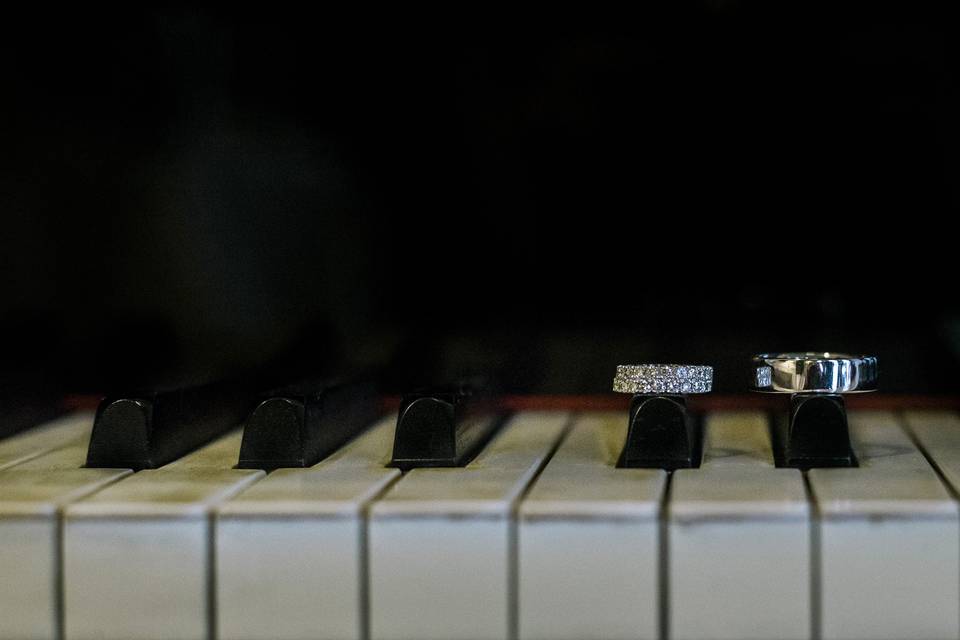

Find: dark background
<box><xmin>2</xmin><ymin>5</ymin><xmax>958</xmax><ymax>395</ymax></box>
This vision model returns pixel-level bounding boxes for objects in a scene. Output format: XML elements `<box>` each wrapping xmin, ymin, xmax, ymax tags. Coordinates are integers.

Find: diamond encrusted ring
<box><xmin>613</xmin><ymin>364</ymin><xmax>713</xmax><ymax>394</ymax></box>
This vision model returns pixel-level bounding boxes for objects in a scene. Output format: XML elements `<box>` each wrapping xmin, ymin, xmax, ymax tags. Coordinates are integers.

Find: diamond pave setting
<box><xmin>613</xmin><ymin>364</ymin><xmax>713</xmax><ymax>394</ymax></box>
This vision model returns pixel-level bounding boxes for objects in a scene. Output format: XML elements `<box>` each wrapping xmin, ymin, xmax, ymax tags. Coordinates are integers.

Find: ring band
<box><xmin>751</xmin><ymin>352</ymin><xmax>878</xmax><ymax>394</ymax></box>
<box><xmin>613</xmin><ymin>364</ymin><xmax>713</xmax><ymax>394</ymax></box>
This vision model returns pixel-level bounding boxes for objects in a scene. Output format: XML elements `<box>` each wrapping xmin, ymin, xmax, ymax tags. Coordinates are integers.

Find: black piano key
<box><xmin>237</xmin><ymin>378</ymin><xmax>379</xmax><ymax>469</ymax></box>
<box><xmin>617</xmin><ymin>394</ymin><xmax>702</xmax><ymax>469</ymax></box>
<box><xmin>390</xmin><ymin>381</ymin><xmax>501</xmax><ymax>470</ymax></box>
<box><xmin>771</xmin><ymin>393</ymin><xmax>857</xmax><ymax>468</ymax></box>
<box><xmin>85</xmin><ymin>381</ymin><xmax>252</xmax><ymax>470</ymax></box>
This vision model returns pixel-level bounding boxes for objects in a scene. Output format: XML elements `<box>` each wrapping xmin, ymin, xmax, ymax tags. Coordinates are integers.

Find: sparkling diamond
<box><xmin>614</xmin><ymin>364</ymin><xmax>713</xmax><ymax>394</ymax></box>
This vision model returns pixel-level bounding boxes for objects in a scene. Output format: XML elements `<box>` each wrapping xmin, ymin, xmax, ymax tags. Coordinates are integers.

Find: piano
<box><xmin>3</xmin><ymin>4</ymin><xmax>956</xmax><ymax>638</ymax></box>
<box><xmin>2</xmin><ymin>393</ymin><xmax>959</xmax><ymax>640</ymax></box>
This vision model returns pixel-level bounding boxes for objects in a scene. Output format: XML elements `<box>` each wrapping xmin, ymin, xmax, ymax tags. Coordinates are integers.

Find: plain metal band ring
<box><xmin>751</xmin><ymin>352</ymin><xmax>878</xmax><ymax>394</ymax></box>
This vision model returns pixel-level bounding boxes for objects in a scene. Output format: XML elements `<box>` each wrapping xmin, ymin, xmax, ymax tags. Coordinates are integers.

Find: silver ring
<box><xmin>613</xmin><ymin>364</ymin><xmax>713</xmax><ymax>394</ymax></box>
<box><xmin>751</xmin><ymin>352</ymin><xmax>878</xmax><ymax>393</ymax></box>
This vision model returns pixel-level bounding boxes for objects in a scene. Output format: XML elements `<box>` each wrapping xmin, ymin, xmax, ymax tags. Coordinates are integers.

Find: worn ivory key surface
<box><xmin>216</xmin><ymin>415</ymin><xmax>399</xmax><ymax>640</ymax></box>
<box><xmin>808</xmin><ymin>411</ymin><xmax>959</xmax><ymax>640</ymax></box>
<box><xmin>0</xmin><ymin>420</ymin><xmax>130</xmax><ymax>640</ymax></box>
<box><xmin>669</xmin><ymin>411</ymin><xmax>810</xmax><ymax>640</ymax></box>
<box><xmin>63</xmin><ymin>429</ymin><xmax>264</xmax><ymax>640</ymax></box>
<box><xmin>903</xmin><ymin>409</ymin><xmax>960</xmax><ymax>492</ymax></box>
<box><xmin>368</xmin><ymin>411</ymin><xmax>569</xmax><ymax>640</ymax></box>
<box><xmin>517</xmin><ymin>411</ymin><xmax>665</xmax><ymax>640</ymax></box>
<box><xmin>0</xmin><ymin>411</ymin><xmax>93</xmax><ymax>471</ymax></box>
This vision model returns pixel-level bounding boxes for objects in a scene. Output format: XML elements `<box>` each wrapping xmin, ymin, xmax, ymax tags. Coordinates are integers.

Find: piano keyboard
<box><xmin>2</xmin><ymin>408</ymin><xmax>960</xmax><ymax>640</ymax></box>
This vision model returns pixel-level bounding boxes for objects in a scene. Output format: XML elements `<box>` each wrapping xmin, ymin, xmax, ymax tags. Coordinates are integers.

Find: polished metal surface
<box><xmin>613</xmin><ymin>364</ymin><xmax>713</xmax><ymax>394</ymax></box>
<box><xmin>751</xmin><ymin>352</ymin><xmax>878</xmax><ymax>393</ymax></box>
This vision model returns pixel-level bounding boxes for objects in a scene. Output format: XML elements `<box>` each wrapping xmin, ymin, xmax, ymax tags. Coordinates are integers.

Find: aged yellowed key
<box><xmin>517</xmin><ymin>412</ymin><xmax>665</xmax><ymax>640</ymax></box>
<box><xmin>670</xmin><ymin>411</ymin><xmax>810</xmax><ymax>640</ymax></box>
<box><xmin>368</xmin><ymin>411</ymin><xmax>570</xmax><ymax>640</ymax></box>
<box><xmin>0</xmin><ymin>411</ymin><xmax>130</xmax><ymax>640</ymax></box>
<box><xmin>216</xmin><ymin>415</ymin><xmax>400</xmax><ymax>640</ymax></box>
<box><xmin>809</xmin><ymin>411</ymin><xmax>959</xmax><ymax>640</ymax></box>
<box><xmin>63</xmin><ymin>430</ymin><xmax>264</xmax><ymax>640</ymax></box>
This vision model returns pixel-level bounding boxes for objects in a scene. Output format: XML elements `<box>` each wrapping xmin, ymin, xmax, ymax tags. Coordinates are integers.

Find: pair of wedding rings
<box><xmin>613</xmin><ymin>352</ymin><xmax>878</xmax><ymax>395</ymax></box>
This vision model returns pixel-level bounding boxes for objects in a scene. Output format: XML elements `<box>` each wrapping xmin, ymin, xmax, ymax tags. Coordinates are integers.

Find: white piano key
<box><xmin>162</xmin><ymin>428</ymin><xmax>246</xmax><ymax>469</ymax></box>
<box><xmin>808</xmin><ymin>411</ymin><xmax>959</xmax><ymax>640</ymax></box>
<box><xmin>216</xmin><ymin>415</ymin><xmax>399</xmax><ymax>640</ymax></box>
<box><xmin>368</xmin><ymin>411</ymin><xmax>569</xmax><ymax>640</ymax></box>
<box><xmin>517</xmin><ymin>412</ymin><xmax>665</xmax><ymax>640</ymax></box>
<box><xmin>63</xmin><ymin>429</ymin><xmax>264</xmax><ymax>640</ymax></box>
<box><xmin>0</xmin><ymin>411</ymin><xmax>93</xmax><ymax>470</ymax></box>
<box><xmin>12</xmin><ymin>434</ymin><xmax>95</xmax><ymax>471</ymax></box>
<box><xmin>903</xmin><ymin>409</ymin><xmax>960</xmax><ymax>489</ymax></box>
<box><xmin>0</xmin><ymin>467</ymin><xmax>130</xmax><ymax>640</ymax></box>
<box><xmin>669</xmin><ymin>411</ymin><xmax>810</xmax><ymax>640</ymax></box>
<box><xmin>0</xmin><ymin>409</ymin><xmax>128</xmax><ymax>640</ymax></box>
